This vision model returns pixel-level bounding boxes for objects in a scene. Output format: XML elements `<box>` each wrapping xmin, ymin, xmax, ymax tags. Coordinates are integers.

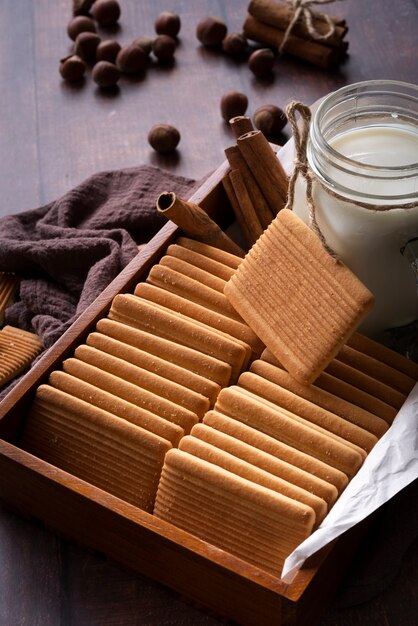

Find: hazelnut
<box><xmin>116</xmin><ymin>44</ymin><xmax>147</xmax><ymax>74</ymax></box>
<box><xmin>74</xmin><ymin>32</ymin><xmax>101</xmax><ymax>62</ymax></box>
<box><xmin>92</xmin><ymin>60</ymin><xmax>120</xmax><ymax>88</ymax></box>
<box><xmin>132</xmin><ymin>36</ymin><xmax>154</xmax><ymax>56</ymax></box>
<box><xmin>220</xmin><ymin>91</ymin><xmax>248</xmax><ymax>122</ymax></box>
<box><xmin>67</xmin><ymin>15</ymin><xmax>96</xmax><ymax>41</ymax></box>
<box><xmin>253</xmin><ymin>104</ymin><xmax>287</xmax><ymax>137</ymax></box>
<box><xmin>59</xmin><ymin>54</ymin><xmax>86</xmax><ymax>82</ymax></box>
<box><xmin>196</xmin><ymin>16</ymin><xmax>227</xmax><ymax>47</ymax></box>
<box><xmin>148</xmin><ymin>124</ymin><xmax>180</xmax><ymax>153</ymax></box>
<box><xmin>91</xmin><ymin>0</ymin><xmax>121</xmax><ymax>26</ymax></box>
<box><xmin>72</xmin><ymin>0</ymin><xmax>93</xmax><ymax>16</ymax></box>
<box><xmin>222</xmin><ymin>32</ymin><xmax>247</xmax><ymax>56</ymax></box>
<box><xmin>155</xmin><ymin>11</ymin><xmax>181</xmax><ymax>38</ymax></box>
<box><xmin>248</xmin><ymin>48</ymin><xmax>275</xmax><ymax>77</ymax></box>
<box><xmin>152</xmin><ymin>35</ymin><xmax>176</xmax><ymax>63</ymax></box>
<box><xmin>96</xmin><ymin>39</ymin><xmax>121</xmax><ymax>63</ymax></box>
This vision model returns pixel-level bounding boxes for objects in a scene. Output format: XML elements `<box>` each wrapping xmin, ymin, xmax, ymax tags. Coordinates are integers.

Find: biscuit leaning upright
<box><xmin>224</xmin><ymin>209</ymin><xmax>374</xmax><ymax>385</ymax></box>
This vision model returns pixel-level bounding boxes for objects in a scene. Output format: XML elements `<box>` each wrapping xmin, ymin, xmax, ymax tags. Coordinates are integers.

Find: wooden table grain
<box><xmin>1</xmin><ymin>1</ymin><xmax>417</xmax><ymax>625</ymax></box>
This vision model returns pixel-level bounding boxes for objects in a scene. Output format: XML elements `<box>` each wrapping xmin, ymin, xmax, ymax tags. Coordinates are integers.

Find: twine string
<box><xmin>279</xmin><ymin>0</ymin><xmax>339</xmax><ymax>53</ymax></box>
<box><xmin>285</xmin><ymin>101</ymin><xmax>338</xmax><ymax>259</ymax></box>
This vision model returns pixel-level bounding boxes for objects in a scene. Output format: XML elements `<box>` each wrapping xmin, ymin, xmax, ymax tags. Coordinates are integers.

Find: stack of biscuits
<box><xmin>20</xmin><ymin>230</ymin><xmax>418</xmax><ymax>577</ymax></box>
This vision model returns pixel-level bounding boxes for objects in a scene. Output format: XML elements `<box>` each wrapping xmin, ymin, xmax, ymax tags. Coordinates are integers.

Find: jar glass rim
<box><xmin>311</xmin><ymin>80</ymin><xmax>418</xmax><ymax>175</ymax></box>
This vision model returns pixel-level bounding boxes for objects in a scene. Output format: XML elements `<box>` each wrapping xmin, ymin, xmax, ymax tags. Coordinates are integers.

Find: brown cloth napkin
<box><xmin>0</xmin><ymin>163</ymin><xmax>416</xmax><ymax>612</ymax></box>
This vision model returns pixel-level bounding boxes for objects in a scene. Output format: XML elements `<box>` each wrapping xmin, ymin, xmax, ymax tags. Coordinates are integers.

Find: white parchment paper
<box><xmin>281</xmin><ymin>381</ymin><xmax>418</xmax><ymax>581</ymax></box>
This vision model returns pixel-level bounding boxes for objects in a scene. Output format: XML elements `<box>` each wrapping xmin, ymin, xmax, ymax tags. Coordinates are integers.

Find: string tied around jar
<box><xmin>279</xmin><ymin>0</ymin><xmax>341</xmax><ymax>54</ymax></box>
<box><xmin>285</xmin><ymin>100</ymin><xmax>339</xmax><ymax>260</ymax></box>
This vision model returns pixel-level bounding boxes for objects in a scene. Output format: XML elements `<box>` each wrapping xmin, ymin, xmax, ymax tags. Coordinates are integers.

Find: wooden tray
<box><xmin>0</xmin><ymin>160</ymin><xmax>373</xmax><ymax>626</ymax></box>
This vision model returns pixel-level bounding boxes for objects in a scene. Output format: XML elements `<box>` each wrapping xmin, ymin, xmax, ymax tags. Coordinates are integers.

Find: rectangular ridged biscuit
<box><xmin>348</xmin><ymin>332</ymin><xmax>418</xmax><ymax>381</ymax></box>
<box><xmin>241</xmin><ymin>368</ymin><xmax>383</xmax><ymax>451</ymax></box>
<box><xmin>0</xmin><ymin>325</ymin><xmax>42</xmax><ymax>388</ymax></box>
<box><xmin>87</xmin><ymin>330</ymin><xmax>221</xmax><ymax>407</ymax></box>
<box><xmin>135</xmin><ymin>281</ymin><xmax>264</xmax><ymax>357</ymax></box>
<box><xmin>159</xmin><ymin>255</ymin><xmax>228</xmax><ymax>294</ymax></box>
<box><xmin>202</xmin><ymin>410</ymin><xmax>348</xmax><ymax>492</ymax></box>
<box><xmin>165</xmin><ymin>243</ymin><xmax>236</xmax><ymax>281</ymax></box>
<box><xmin>250</xmin><ymin>359</ymin><xmax>389</xmax><ymax>437</ymax></box>
<box><xmin>214</xmin><ymin>386</ymin><xmax>364</xmax><ymax>477</ymax></box>
<box><xmin>175</xmin><ymin>236</ymin><xmax>243</xmax><ymax>269</ymax></box>
<box><xmin>190</xmin><ymin>423</ymin><xmax>337</xmax><ymax>507</ymax></box>
<box><xmin>48</xmin><ymin>370</ymin><xmax>184</xmax><ymax>446</ymax></box>
<box><xmin>179</xmin><ymin>435</ymin><xmax>328</xmax><ymax>525</ymax></box>
<box><xmin>96</xmin><ymin>318</ymin><xmax>231</xmax><ymax>387</ymax></box>
<box><xmin>224</xmin><ymin>209</ymin><xmax>374</xmax><ymax>384</ymax></box>
<box><xmin>0</xmin><ymin>273</ymin><xmax>19</xmax><ymax>324</ymax></box>
<box><xmin>148</xmin><ymin>263</ymin><xmax>242</xmax><ymax>322</ymax></box>
<box><xmin>62</xmin><ymin>357</ymin><xmax>198</xmax><ymax>433</ymax></box>
<box><xmin>261</xmin><ymin>347</ymin><xmax>399</xmax><ymax>423</ymax></box>
<box><xmin>22</xmin><ymin>385</ymin><xmax>171</xmax><ymax>511</ymax></box>
<box><xmin>154</xmin><ymin>448</ymin><xmax>315</xmax><ymax>576</ymax></box>
<box><xmin>74</xmin><ymin>343</ymin><xmax>209</xmax><ymax>419</ymax></box>
<box><xmin>109</xmin><ymin>294</ymin><xmax>248</xmax><ymax>383</ymax></box>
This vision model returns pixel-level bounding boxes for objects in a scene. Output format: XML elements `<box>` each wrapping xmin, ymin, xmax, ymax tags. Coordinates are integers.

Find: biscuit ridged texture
<box><xmin>0</xmin><ymin>325</ymin><xmax>42</xmax><ymax>388</ymax></box>
<box><xmin>224</xmin><ymin>210</ymin><xmax>374</xmax><ymax>384</ymax></box>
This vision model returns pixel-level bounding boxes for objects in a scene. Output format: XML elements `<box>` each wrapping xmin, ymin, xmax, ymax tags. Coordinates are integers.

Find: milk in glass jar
<box><xmin>292</xmin><ymin>81</ymin><xmax>418</xmax><ymax>336</ymax></box>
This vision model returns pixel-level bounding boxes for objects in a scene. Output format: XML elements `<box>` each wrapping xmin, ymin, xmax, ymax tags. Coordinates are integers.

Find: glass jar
<box><xmin>292</xmin><ymin>80</ymin><xmax>418</xmax><ymax>336</ymax></box>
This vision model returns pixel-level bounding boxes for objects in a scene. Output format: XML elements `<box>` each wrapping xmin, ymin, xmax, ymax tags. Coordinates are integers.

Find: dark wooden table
<box><xmin>1</xmin><ymin>1</ymin><xmax>417</xmax><ymax>624</ymax></box>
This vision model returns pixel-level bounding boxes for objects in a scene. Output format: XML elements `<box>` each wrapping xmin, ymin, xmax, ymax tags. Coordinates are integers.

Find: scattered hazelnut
<box><xmin>152</xmin><ymin>35</ymin><xmax>176</xmax><ymax>63</ymax></box>
<box><xmin>74</xmin><ymin>32</ymin><xmax>101</xmax><ymax>62</ymax></box>
<box><xmin>67</xmin><ymin>15</ymin><xmax>96</xmax><ymax>41</ymax></box>
<box><xmin>72</xmin><ymin>0</ymin><xmax>93</xmax><ymax>16</ymax></box>
<box><xmin>155</xmin><ymin>11</ymin><xmax>181</xmax><ymax>38</ymax></box>
<box><xmin>96</xmin><ymin>39</ymin><xmax>121</xmax><ymax>63</ymax></box>
<box><xmin>91</xmin><ymin>0</ymin><xmax>121</xmax><ymax>27</ymax></box>
<box><xmin>59</xmin><ymin>54</ymin><xmax>86</xmax><ymax>82</ymax></box>
<box><xmin>248</xmin><ymin>48</ymin><xmax>275</xmax><ymax>77</ymax></box>
<box><xmin>222</xmin><ymin>32</ymin><xmax>247</xmax><ymax>56</ymax></box>
<box><xmin>92</xmin><ymin>60</ymin><xmax>120</xmax><ymax>88</ymax></box>
<box><xmin>196</xmin><ymin>16</ymin><xmax>227</xmax><ymax>47</ymax></box>
<box><xmin>116</xmin><ymin>44</ymin><xmax>147</xmax><ymax>74</ymax></box>
<box><xmin>220</xmin><ymin>91</ymin><xmax>248</xmax><ymax>122</ymax></box>
<box><xmin>253</xmin><ymin>104</ymin><xmax>287</xmax><ymax>137</ymax></box>
<box><xmin>148</xmin><ymin>124</ymin><xmax>180</xmax><ymax>153</ymax></box>
<box><xmin>132</xmin><ymin>36</ymin><xmax>154</xmax><ymax>56</ymax></box>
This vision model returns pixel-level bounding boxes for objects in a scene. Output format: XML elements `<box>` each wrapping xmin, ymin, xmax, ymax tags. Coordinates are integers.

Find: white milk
<box><xmin>293</xmin><ymin>123</ymin><xmax>418</xmax><ymax>335</ymax></box>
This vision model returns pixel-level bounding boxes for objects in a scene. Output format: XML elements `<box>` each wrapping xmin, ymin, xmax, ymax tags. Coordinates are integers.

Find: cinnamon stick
<box><xmin>243</xmin><ymin>15</ymin><xmax>343</xmax><ymax>69</ymax></box>
<box><xmin>229</xmin><ymin>169</ymin><xmax>265</xmax><ymax>246</ymax></box>
<box><xmin>237</xmin><ymin>130</ymin><xmax>288</xmax><ymax>215</ymax></box>
<box><xmin>222</xmin><ymin>175</ymin><xmax>254</xmax><ymax>248</ymax></box>
<box><xmin>156</xmin><ymin>192</ymin><xmax>245</xmax><ymax>257</ymax></box>
<box><xmin>229</xmin><ymin>115</ymin><xmax>254</xmax><ymax>139</ymax></box>
<box><xmin>224</xmin><ymin>145</ymin><xmax>274</xmax><ymax>229</ymax></box>
<box><xmin>248</xmin><ymin>0</ymin><xmax>348</xmax><ymax>49</ymax></box>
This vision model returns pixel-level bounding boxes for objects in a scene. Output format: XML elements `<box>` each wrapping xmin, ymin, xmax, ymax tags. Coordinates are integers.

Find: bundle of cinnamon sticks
<box><xmin>222</xmin><ymin>116</ymin><xmax>289</xmax><ymax>248</ymax></box>
<box><xmin>243</xmin><ymin>0</ymin><xmax>349</xmax><ymax>69</ymax></box>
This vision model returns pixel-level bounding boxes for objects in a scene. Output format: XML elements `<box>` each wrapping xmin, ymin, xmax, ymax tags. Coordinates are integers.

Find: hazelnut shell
<box><xmin>59</xmin><ymin>54</ymin><xmax>86</xmax><ymax>81</ymax></box>
<box><xmin>72</xmin><ymin>0</ymin><xmax>93</xmax><ymax>16</ymax></box>
<box><xmin>248</xmin><ymin>48</ymin><xmax>275</xmax><ymax>77</ymax></box>
<box><xmin>91</xmin><ymin>0</ymin><xmax>121</xmax><ymax>26</ymax></box>
<box><xmin>148</xmin><ymin>124</ymin><xmax>180</xmax><ymax>153</ymax></box>
<box><xmin>155</xmin><ymin>12</ymin><xmax>181</xmax><ymax>38</ymax></box>
<box><xmin>96</xmin><ymin>39</ymin><xmax>121</xmax><ymax>63</ymax></box>
<box><xmin>92</xmin><ymin>60</ymin><xmax>120</xmax><ymax>88</ymax></box>
<box><xmin>132</xmin><ymin>36</ymin><xmax>154</xmax><ymax>56</ymax></box>
<box><xmin>196</xmin><ymin>16</ymin><xmax>227</xmax><ymax>47</ymax></box>
<box><xmin>222</xmin><ymin>32</ymin><xmax>247</xmax><ymax>56</ymax></box>
<box><xmin>220</xmin><ymin>91</ymin><xmax>248</xmax><ymax>122</ymax></box>
<box><xmin>116</xmin><ymin>44</ymin><xmax>147</xmax><ymax>74</ymax></box>
<box><xmin>67</xmin><ymin>16</ymin><xmax>96</xmax><ymax>41</ymax></box>
<box><xmin>152</xmin><ymin>35</ymin><xmax>176</xmax><ymax>63</ymax></box>
<box><xmin>74</xmin><ymin>32</ymin><xmax>101</xmax><ymax>62</ymax></box>
<box><xmin>253</xmin><ymin>104</ymin><xmax>287</xmax><ymax>137</ymax></box>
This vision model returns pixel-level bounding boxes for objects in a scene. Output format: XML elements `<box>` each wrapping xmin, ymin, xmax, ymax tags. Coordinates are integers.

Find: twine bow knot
<box><xmin>279</xmin><ymin>0</ymin><xmax>339</xmax><ymax>53</ymax></box>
